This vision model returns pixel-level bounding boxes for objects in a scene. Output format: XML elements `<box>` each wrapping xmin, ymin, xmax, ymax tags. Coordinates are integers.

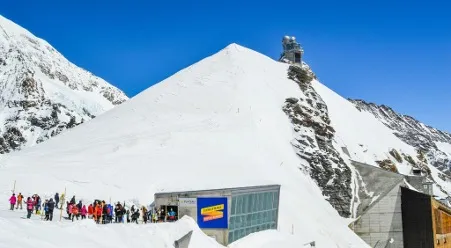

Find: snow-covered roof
<box><xmin>156</xmin><ymin>184</ymin><xmax>280</xmax><ymax>195</ymax></box>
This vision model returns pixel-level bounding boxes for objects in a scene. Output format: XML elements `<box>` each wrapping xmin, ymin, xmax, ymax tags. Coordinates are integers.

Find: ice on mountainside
<box><xmin>0</xmin><ymin>15</ymin><xmax>128</xmax><ymax>154</ymax></box>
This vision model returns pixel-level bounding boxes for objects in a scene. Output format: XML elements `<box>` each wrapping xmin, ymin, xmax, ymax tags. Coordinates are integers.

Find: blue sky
<box><xmin>2</xmin><ymin>1</ymin><xmax>450</xmax><ymax>131</ymax></box>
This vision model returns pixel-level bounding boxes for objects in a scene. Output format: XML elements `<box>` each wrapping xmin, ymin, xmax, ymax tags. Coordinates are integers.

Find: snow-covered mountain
<box><xmin>0</xmin><ymin>15</ymin><xmax>128</xmax><ymax>154</ymax></box>
<box><xmin>1</xmin><ymin>42</ymin><xmax>450</xmax><ymax>247</ymax></box>
<box><xmin>0</xmin><ymin>44</ymin><xmax>369</xmax><ymax>247</ymax></box>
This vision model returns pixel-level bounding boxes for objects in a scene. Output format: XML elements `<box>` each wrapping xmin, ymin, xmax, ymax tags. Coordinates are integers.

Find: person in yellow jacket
<box><xmin>60</xmin><ymin>193</ymin><xmax>65</xmax><ymax>209</ymax></box>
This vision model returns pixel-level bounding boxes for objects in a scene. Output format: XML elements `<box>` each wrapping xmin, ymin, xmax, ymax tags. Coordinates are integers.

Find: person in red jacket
<box><xmin>88</xmin><ymin>204</ymin><xmax>94</xmax><ymax>219</ymax></box>
<box><xmin>94</xmin><ymin>204</ymin><xmax>102</xmax><ymax>224</ymax></box>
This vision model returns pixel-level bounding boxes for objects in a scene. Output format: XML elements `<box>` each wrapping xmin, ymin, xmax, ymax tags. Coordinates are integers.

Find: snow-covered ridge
<box><xmin>0</xmin><ymin>15</ymin><xmax>128</xmax><ymax>153</ymax></box>
<box><xmin>350</xmin><ymin>99</ymin><xmax>451</xmax><ymax>150</ymax></box>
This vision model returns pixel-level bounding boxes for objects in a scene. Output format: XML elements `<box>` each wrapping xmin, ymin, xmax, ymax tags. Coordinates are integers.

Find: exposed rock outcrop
<box><xmin>284</xmin><ymin>65</ymin><xmax>353</xmax><ymax>217</ymax></box>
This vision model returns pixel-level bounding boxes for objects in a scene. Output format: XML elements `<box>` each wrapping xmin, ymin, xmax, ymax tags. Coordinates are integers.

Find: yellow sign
<box><xmin>201</xmin><ymin>204</ymin><xmax>224</xmax><ymax>222</ymax></box>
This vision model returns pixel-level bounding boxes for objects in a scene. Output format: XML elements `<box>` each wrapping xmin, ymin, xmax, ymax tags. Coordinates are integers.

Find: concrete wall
<box><xmin>352</xmin><ymin>182</ymin><xmax>404</xmax><ymax>248</ymax></box>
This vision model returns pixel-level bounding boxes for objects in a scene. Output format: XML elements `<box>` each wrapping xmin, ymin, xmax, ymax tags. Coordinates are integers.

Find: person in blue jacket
<box><xmin>108</xmin><ymin>204</ymin><xmax>114</xmax><ymax>223</ymax></box>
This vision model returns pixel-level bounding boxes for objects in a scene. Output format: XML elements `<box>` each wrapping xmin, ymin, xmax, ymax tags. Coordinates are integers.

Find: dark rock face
<box><xmin>0</xmin><ymin>127</ymin><xmax>26</xmax><ymax>153</ymax></box>
<box><xmin>283</xmin><ymin>65</ymin><xmax>353</xmax><ymax>217</ymax></box>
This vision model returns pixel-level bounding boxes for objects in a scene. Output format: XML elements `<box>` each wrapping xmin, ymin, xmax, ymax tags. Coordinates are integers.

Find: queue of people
<box><xmin>9</xmin><ymin>193</ymin><xmax>56</xmax><ymax>219</ymax></box>
<box><xmin>8</xmin><ymin>192</ymin><xmax>178</xmax><ymax>224</ymax></box>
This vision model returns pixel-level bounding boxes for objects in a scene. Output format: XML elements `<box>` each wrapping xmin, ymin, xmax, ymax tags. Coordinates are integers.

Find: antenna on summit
<box><xmin>279</xmin><ymin>35</ymin><xmax>303</xmax><ymax>65</ymax></box>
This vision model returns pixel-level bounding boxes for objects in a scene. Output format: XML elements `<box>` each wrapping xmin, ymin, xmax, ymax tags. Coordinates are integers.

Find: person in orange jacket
<box><xmin>88</xmin><ymin>204</ymin><xmax>94</xmax><ymax>219</ymax></box>
<box><xmin>95</xmin><ymin>204</ymin><xmax>102</xmax><ymax>224</ymax></box>
<box><xmin>71</xmin><ymin>205</ymin><xmax>79</xmax><ymax>222</ymax></box>
<box><xmin>16</xmin><ymin>193</ymin><xmax>23</xmax><ymax>210</ymax></box>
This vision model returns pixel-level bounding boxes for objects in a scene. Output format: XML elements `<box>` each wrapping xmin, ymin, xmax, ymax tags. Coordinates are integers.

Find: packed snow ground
<box><xmin>0</xmin><ymin>44</ymin><xmax>368</xmax><ymax>247</ymax></box>
<box><xmin>0</xmin><ymin>209</ymin><xmax>223</xmax><ymax>248</ymax></box>
<box><xmin>0</xmin><ymin>207</ymin><xmax>315</xmax><ymax>248</ymax></box>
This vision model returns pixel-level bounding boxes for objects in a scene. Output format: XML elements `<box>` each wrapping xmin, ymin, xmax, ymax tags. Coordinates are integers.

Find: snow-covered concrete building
<box><xmin>350</xmin><ymin>161</ymin><xmax>451</xmax><ymax>248</ymax></box>
<box><xmin>280</xmin><ymin>36</ymin><xmax>303</xmax><ymax>64</ymax></box>
<box><xmin>154</xmin><ymin>184</ymin><xmax>281</xmax><ymax>246</ymax></box>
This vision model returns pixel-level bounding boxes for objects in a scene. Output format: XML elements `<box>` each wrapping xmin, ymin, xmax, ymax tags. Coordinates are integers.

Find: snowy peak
<box><xmin>0</xmin><ymin>15</ymin><xmax>35</xmax><ymax>39</ymax></box>
<box><xmin>0</xmin><ymin>15</ymin><xmax>128</xmax><ymax>153</ymax></box>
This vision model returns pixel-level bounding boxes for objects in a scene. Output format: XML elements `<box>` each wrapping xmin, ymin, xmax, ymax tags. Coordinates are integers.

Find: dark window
<box><xmin>294</xmin><ymin>52</ymin><xmax>301</xmax><ymax>63</ymax></box>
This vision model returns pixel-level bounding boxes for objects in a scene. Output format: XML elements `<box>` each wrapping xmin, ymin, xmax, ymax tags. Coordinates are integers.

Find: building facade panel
<box><xmin>353</xmin><ymin>182</ymin><xmax>404</xmax><ymax>248</ymax></box>
<box><xmin>228</xmin><ymin>186</ymin><xmax>280</xmax><ymax>244</ymax></box>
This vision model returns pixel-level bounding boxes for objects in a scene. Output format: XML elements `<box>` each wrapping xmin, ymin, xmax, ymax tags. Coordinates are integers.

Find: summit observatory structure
<box><xmin>279</xmin><ymin>35</ymin><xmax>304</xmax><ymax>64</ymax></box>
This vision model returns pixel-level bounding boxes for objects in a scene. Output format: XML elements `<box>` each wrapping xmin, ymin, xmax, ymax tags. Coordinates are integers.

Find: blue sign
<box><xmin>197</xmin><ymin>197</ymin><xmax>228</xmax><ymax>229</ymax></box>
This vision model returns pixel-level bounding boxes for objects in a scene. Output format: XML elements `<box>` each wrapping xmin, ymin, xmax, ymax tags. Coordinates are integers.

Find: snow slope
<box><xmin>0</xmin><ymin>15</ymin><xmax>128</xmax><ymax>153</ymax></box>
<box><xmin>0</xmin><ymin>44</ymin><xmax>368</xmax><ymax>247</ymax></box>
<box><xmin>229</xmin><ymin>230</ymin><xmax>312</xmax><ymax>248</ymax></box>
<box><xmin>313</xmin><ymin>82</ymin><xmax>417</xmax><ymax>174</ymax></box>
<box><xmin>0</xmin><ymin>212</ymin><xmax>223</xmax><ymax>248</ymax></box>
